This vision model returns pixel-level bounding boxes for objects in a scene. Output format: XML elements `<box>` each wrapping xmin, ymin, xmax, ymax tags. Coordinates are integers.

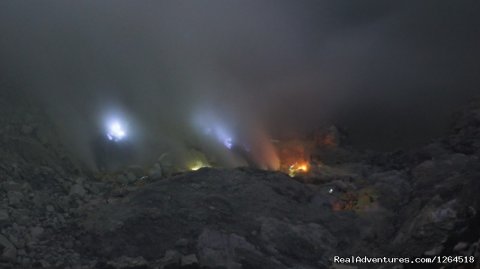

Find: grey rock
<box><xmin>8</xmin><ymin>234</ymin><xmax>25</xmax><ymax>249</ymax></box>
<box><xmin>75</xmin><ymin>177</ymin><xmax>86</xmax><ymax>184</ymax></box>
<box><xmin>0</xmin><ymin>234</ymin><xmax>16</xmax><ymax>262</ymax></box>
<box><xmin>160</xmin><ymin>249</ymin><xmax>180</xmax><ymax>268</ymax></box>
<box><xmin>331</xmin><ymin>265</ymin><xmax>358</xmax><ymax>269</ymax></box>
<box><xmin>70</xmin><ymin>184</ymin><xmax>86</xmax><ymax>197</ymax></box>
<box><xmin>46</xmin><ymin>205</ymin><xmax>55</xmax><ymax>212</ymax></box>
<box><xmin>197</xmin><ymin>228</ymin><xmax>258</xmax><ymax>269</ymax></box>
<box><xmin>30</xmin><ymin>226</ymin><xmax>44</xmax><ymax>239</ymax></box>
<box><xmin>21</xmin><ymin>125</ymin><xmax>34</xmax><ymax>135</ymax></box>
<box><xmin>180</xmin><ymin>254</ymin><xmax>198</xmax><ymax>267</ymax></box>
<box><xmin>32</xmin><ymin>192</ymin><xmax>49</xmax><ymax>208</ymax></box>
<box><xmin>453</xmin><ymin>242</ymin><xmax>469</xmax><ymax>252</ymax></box>
<box><xmin>126</xmin><ymin>165</ymin><xmax>145</xmax><ymax>178</ymax></box>
<box><xmin>0</xmin><ymin>210</ymin><xmax>9</xmax><ymax>222</ymax></box>
<box><xmin>86</xmin><ymin>182</ymin><xmax>104</xmax><ymax>194</ymax></box>
<box><xmin>373</xmin><ymin>170</ymin><xmax>411</xmax><ymax>209</ymax></box>
<box><xmin>259</xmin><ymin>217</ymin><xmax>337</xmax><ymax>265</ymax></box>
<box><xmin>126</xmin><ymin>172</ymin><xmax>137</xmax><ymax>183</ymax></box>
<box><xmin>175</xmin><ymin>238</ymin><xmax>189</xmax><ymax>248</ymax></box>
<box><xmin>107</xmin><ymin>256</ymin><xmax>148</xmax><ymax>268</ymax></box>
<box><xmin>424</xmin><ymin>245</ymin><xmax>443</xmax><ymax>256</ymax></box>
<box><xmin>413</xmin><ymin>153</ymin><xmax>471</xmax><ymax>188</ymax></box>
<box><xmin>7</xmin><ymin>191</ymin><xmax>23</xmax><ymax>206</ymax></box>
<box><xmin>3</xmin><ymin>181</ymin><xmax>22</xmax><ymax>192</ymax></box>
<box><xmin>117</xmin><ymin>174</ymin><xmax>130</xmax><ymax>185</ymax></box>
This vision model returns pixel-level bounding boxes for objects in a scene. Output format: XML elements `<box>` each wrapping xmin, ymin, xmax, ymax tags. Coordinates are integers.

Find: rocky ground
<box><xmin>0</xmin><ymin>89</ymin><xmax>479</xmax><ymax>269</ymax></box>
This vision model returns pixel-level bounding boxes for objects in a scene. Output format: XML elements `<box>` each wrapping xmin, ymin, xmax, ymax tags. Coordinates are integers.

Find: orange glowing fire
<box><xmin>288</xmin><ymin>161</ymin><xmax>310</xmax><ymax>177</ymax></box>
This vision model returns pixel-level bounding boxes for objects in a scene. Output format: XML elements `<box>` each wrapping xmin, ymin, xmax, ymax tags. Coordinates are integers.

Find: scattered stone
<box><xmin>3</xmin><ymin>181</ymin><xmax>23</xmax><ymax>192</ymax></box>
<box><xmin>7</xmin><ymin>191</ymin><xmax>23</xmax><ymax>206</ymax></box>
<box><xmin>21</xmin><ymin>125</ymin><xmax>34</xmax><ymax>135</ymax></box>
<box><xmin>331</xmin><ymin>265</ymin><xmax>358</xmax><ymax>269</ymax></box>
<box><xmin>117</xmin><ymin>174</ymin><xmax>130</xmax><ymax>185</ymax></box>
<box><xmin>126</xmin><ymin>172</ymin><xmax>137</xmax><ymax>183</ymax></box>
<box><xmin>453</xmin><ymin>242</ymin><xmax>469</xmax><ymax>252</ymax></box>
<box><xmin>181</xmin><ymin>254</ymin><xmax>198</xmax><ymax>267</ymax></box>
<box><xmin>126</xmin><ymin>165</ymin><xmax>145</xmax><ymax>178</ymax></box>
<box><xmin>46</xmin><ymin>205</ymin><xmax>55</xmax><ymax>212</ymax></box>
<box><xmin>0</xmin><ymin>210</ymin><xmax>9</xmax><ymax>223</ymax></box>
<box><xmin>161</xmin><ymin>249</ymin><xmax>181</xmax><ymax>268</ymax></box>
<box><xmin>175</xmin><ymin>238</ymin><xmax>189</xmax><ymax>248</ymax></box>
<box><xmin>106</xmin><ymin>256</ymin><xmax>148</xmax><ymax>268</ymax></box>
<box><xmin>424</xmin><ymin>245</ymin><xmax>443</xmax><ymax>256</ymax></box>
<box><xmin>197</xmin><ymin>228</ymin><xmax>258</xmax><ymax>269</ymax></box>
<box><xmin>30</xmin><ymin>226</ymin><xmax>44</xmax><ymax>239</ymax></box>
<box><xmin>70</xmin><ymin>184</ymin><xmax>86</xmax><ymax>197</ymax></box>
<box><xmin>0</xmin><ymin>234</ymin><xmax>17</xmax><ymax>262</ymax></box>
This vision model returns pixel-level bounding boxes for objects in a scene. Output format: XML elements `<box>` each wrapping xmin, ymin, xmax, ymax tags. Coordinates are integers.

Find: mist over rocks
<box><xmin>1</xmin><ymin>0</ymin><xmax>479</xmax><ymax>167</ymax></box>
<box><xmin>0</xmin><ymin>86</ymin><xmax>479</xmax><ymax>268</ymax></box>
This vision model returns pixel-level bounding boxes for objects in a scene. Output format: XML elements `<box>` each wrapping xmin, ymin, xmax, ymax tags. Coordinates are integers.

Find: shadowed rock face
<box><xmin>0</xmin><ymin>88</ymin><xmax>480</xmax><ymax>269</ymax></box>
<box><xmin>79</xmin><ymin>168</ymin><xmax>353</xmax><ymax>268</ymax></box>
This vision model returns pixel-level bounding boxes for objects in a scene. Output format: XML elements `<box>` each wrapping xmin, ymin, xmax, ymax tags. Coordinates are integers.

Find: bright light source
<box><xmin>106</xmin><ymin>120</ymin><xmax>127</xmax><ymax>141</ymax></box>
<box><xmin>288</xmin><ymin>161</ymin><xmax>310</xmax><ymax>177</ymax></box>
<box><xmin>223</xmin><ymin>137</ymin><xmax>233</xmax><ymax>149</ymax></box>
<box><xmin>188</xmin><ymin>160</ymin><xmax>210</xmax><ymax>171</ymax></box>
<box><xmin>194</xmin><ymin>112</ymin><xmax>235</xmax><ymax>149</ymax></box>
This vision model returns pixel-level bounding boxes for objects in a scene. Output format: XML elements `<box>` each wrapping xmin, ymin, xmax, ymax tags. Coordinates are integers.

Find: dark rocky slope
<box><xmin>0</xmin><ymin>90</ymin><xmax>479</xmax><ymax>268</ymax></box>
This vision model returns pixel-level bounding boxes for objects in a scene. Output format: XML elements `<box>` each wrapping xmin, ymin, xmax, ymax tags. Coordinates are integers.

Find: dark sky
<box><xmin>0</xmin><ymin>1</ymin><xmax>479</xmax><ymax>165</ymax></box>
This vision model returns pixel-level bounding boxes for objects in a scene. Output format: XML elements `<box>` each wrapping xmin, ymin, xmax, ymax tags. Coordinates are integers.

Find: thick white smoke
<box><xmin>0</xmin><ymin>0</ymin><xmax>479</xmax><ymax>168</ymax></box>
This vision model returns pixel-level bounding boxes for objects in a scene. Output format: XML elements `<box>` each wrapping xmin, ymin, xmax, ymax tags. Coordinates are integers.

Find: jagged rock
<box><xmin>175</xmin><ymin>238</ymin><xmax>189</xmax><ymax>248</ymax></box>
<box><xmin>0</xmin><ymin>234</ymin><xmax>17</xmax><ymax>262</ymax></box>
<box><xmin>372</xmin><ymin>170</ymin><xmax>411</xmax><ymax>209</ymax></box>
<box><xmin>180</xmin><ymin>254</ymin><xmax>198</xmax><ymax>268</ymax></box>
<box><xmin>8</xmin><ymin>233</ymin><xmax>25</xmax><ymax>250</ymax></box>
<box><xmin>126</xmin><ymin>165</ymin><xmax>145</xmax><ymax>178</ymax></box>
<box><xmin>412</xmin><ymin>153</ymin><xmax>471</xmax><ymax>189</ymax></box>
<box><xmin>160</xmin><ymin>249</ymin><xmax>181</xmax><ymax>269</ymax></box>
<box><xmin>0</xmin><ymin>210</ymin><xmax>9</xmax><ymax>225</ymax></box>
<box><xmin>46</xmin><ymin>205</ymin><xmax>55</xmax><ymax>212</ymax></box>
<box><xmin>258</xmin><ymin>217</ymin><xmax>337</xmax><ymax>266</ymax></box>
<box><xmin>106</xmin><ymin>256</ymin><xmax>148</xmax><ymax>269</ymax></box>
<box><xmin>126</xmin><ymin>172</ymin><xmax>137</xmax><ymax>183</ymax></box>
<box><xmin>70</xmin><ymin>184</ymin><xmax>86</xmax><ymax>197</ymax></box>
<box><xmin>2</xmin><ymin>181</ymin><xmax>23</xmax><ymax>192</ymax></box>
<box><xmin>197</xmin><ymin>229</ymin><xmax>257</xmax><ymax>269</ymax></box>
<box><xmin>116</xmin><ymin>174</ymin><xmax>130</xmax><ymax>185</ymax></box>
<box><xmin>30</xmin><ymin>226</ymin><xmax>44</xmax><ymax>239</ymax></box>
<box><xmin>21</xmin><ymin>125</ymin><xmax>34</xmax><ymax>135</ymax></box>
<box><xmin>424</xmin><ymin>245</ymin><xmax>443</xmax><ymax>256</ymax></box>
<box><xmin>453</xmin><ymin>242</ymin><xmax>468</xmax><ymax>252</ymax></box>
<box><xmin>7</xmin><ymin>191</ymin><xmax>23</xmax><ymax>206</ymax></box>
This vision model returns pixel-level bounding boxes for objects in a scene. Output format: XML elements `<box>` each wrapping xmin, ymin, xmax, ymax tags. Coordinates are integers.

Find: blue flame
<box><xmin>106</xmin><ymin>120</ymin><xmax>127</xmax><ymax>141</ymax></box>
<box><xmin>194</xmin><ymin>112</ymin><xmax>235</xmax><ymax>149</ymax></box>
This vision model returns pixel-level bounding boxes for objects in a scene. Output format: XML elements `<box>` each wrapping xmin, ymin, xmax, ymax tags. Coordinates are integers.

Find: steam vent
<box><xmin>1</xmin><ymin>1</ymin><xmax>480</xmax><ymax>269</ymax></box>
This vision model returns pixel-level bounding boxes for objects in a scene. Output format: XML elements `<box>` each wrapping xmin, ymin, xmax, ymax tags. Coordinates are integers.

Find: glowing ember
<box><xmin>288</xmin><ymin>161</ymin><xmax>310</xmax><ymax>177</ymax></box>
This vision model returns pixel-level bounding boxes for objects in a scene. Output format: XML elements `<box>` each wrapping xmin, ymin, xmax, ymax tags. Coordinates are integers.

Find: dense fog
<box><xmin>1</xmin><ymin>0</ymin><xmax>479</xmax><ymax>168</ymax></box>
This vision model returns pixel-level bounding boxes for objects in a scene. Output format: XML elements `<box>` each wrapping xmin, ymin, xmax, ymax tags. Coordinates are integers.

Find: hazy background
<box><xmin>0</xmin><ymin>1</ymin><xmax>479</xmax><ymax>168</ymax></box>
